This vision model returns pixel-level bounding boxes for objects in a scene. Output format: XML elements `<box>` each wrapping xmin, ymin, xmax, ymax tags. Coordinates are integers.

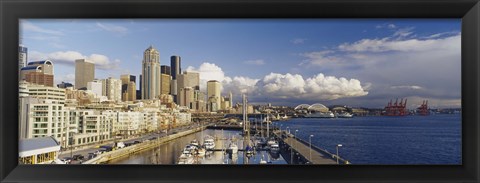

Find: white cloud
<box><xmin>392</xmin><ymin>27</ymin><xmax>414</xmax><ymax>38</ymax></box>
<box><xmin>96</xmin><ymin>22</ymin><xmax>128</xmax><ymax>36</ymax></box>
<box><xmin>187</xmin><ymin>62</ymin><xmax>368</xmax><ymax>101</ymax></box>
<box><xmin>390</xmin><ymin>85</ymin><xmax>423</xmax><ymax>90</ymax></box>
<box><xmin>256</xmin><ymin>73</ymin><xmax>368</xmax><ymax>100</ymax></box>
<box><xmin>375</xmin><ymin>23</ymin><xmax>396</xmax><ymax>29</ymax></box>
<box><xmin>20</xmin><ymin>21</ymin><xmax>64</xmax><ymax>36</ymax></box>
<box><xmin>243</xmin><ymin>59</ymin><xmax>265</xmax><ymax>65</ymax></box>
<box><xmin>291</xmin><ymin>38</ymin><xmax>306</xmax><ymax>44</ymax></box>
<box><xmin>29</xmin><ymin>50</ymin><xmax>120</xmax><ymax>70</ymax></box>
<box><xmin>338</xmin><ymin>34</ymin><xmax>460</xmax><ymax>53</ymax></box>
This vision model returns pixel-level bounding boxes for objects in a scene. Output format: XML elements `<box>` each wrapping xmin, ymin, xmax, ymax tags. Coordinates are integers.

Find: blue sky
<box><xmin>20</xmin><ymin>19</ymin><xmax>461</xmax><ymax>108</ymax></box>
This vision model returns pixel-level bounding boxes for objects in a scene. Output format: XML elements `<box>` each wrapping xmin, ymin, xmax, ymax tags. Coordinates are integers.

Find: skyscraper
<box><xmin>170</xmin><ymin>56</ymin><xmax>181</xmax><ymax>103</ymax></box>
<box><xmin>170</xmin><ymin>56</ymin><xmax>181</xmax><ymax>80</ymax></box>
<box><xmin>120</xmin><ymin>74</ymin><xmax>136</xmax><ymax>101</ymax></box>
<box><xmin>207</xmin><ymin>80</ymin><xmax>221</xmax><ymax>112</ymax></box>
<box><xmin>177</xmin><ymin>71</ymin><xmax>200</xmax><ymax>91</ymax></box>
<box><xmin>75</xmin><ymin>59</ymin><xmax>95</xmax><ymax>90</ymax></box>
<box><xmin>160</xmin><ymin>65</ymin><xmax>171</xmax><ymax>75</ymax></box>
<box><xmin>19</xmin><ymin>45</ymin><xmax>27</xmax><ymax>72</ymax></box>
<box><xmin>161</xmin><ymin>74</ymin><xmax>171</xmax><ymax>95</ymax></box>
<box><xmin>141</xmin><ymin>46</ymin><xmax>161</xmax><ymax>99</ymax></box>
<box><xmin>102</xmin><ymin>77</ymin><xmax>122</xmax><ymax>102</ymax></box>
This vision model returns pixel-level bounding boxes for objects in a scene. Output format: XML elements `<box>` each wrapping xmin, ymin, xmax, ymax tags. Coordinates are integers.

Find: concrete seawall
<box><xmin>84</xmin><ymin>126</ymin><xmax>206</xmax><ymax>164</ymax></box>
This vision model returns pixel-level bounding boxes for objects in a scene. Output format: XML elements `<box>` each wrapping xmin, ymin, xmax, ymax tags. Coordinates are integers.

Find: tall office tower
<box><xmin>229</xmin><ymin>92</ymin><xmax>233</xmax><ymax>108</ymax></box>
<box><xmin>20</xmin><ymin>60</ymin><xmax>54</xmax><ymax>87</ymax></box>
<box><xmin>137</xmin><ymin>74</ymin><xmax>142</xmax><ymax>100</ymax></box>
<box><xmin>170</xmin><ymin>56</ymin><xmax>181</xmax><ymax>79</ymax></box>
<box><xmin>102</xmin><ymin>77</ymin><xmax>122</xmax><ymax>102</ymax></box>
<box><xmin>170</xmin><ymin>56</ymin><xmax>181</xmax><ymax>103</ymax></box>
<box><xmin>177</xmin><ymin>71</ymin><xmax>200</xmax><ymax>91</ymax></box>
<box><xmin>160</xmin><ymin>65</ymin><xmax>171</xmax><ymax>75</ymax></box>
<box><xmin>75</xmin><ymin>59</ymin><xmax>95</xmax><ymax>90</ymax></box>
<box><xmin>141</xmin><ymin>46</ymin><xmax>161</xmax><ymax>99</ymax></box>
<box><xmin>161</xmin><ymin>74</ymin><xmax>171</xmax><ymax>95</ymax></box>
<box><xmin>178</xmin><ymin>87</ymin><xmax>194</xmax><ymax>108</ymax></box>
<box><xmin>207</xmin><ymin>80</ymin><xmax>221</xmax><ymax>112</ymax></box>
<box><xmin>120</xmin><ymin>74</ymin><xmax>136</xmax><ymax>101</ymax></box>
<box><xmin>18</xmin><ymin>45</ymin><xmax>28</xmax><ymax>73</ymax></box>
<box><xmin>127</xmin><ymin>81</ymin><xmax>136</xmax><ymax>101</ymax></box>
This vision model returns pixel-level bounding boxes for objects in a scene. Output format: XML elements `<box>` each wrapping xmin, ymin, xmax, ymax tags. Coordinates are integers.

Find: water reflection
<box><xmin>108</xmin><ymin>129</ymin><xmax>287</xmax><ymax>164</ymax></box>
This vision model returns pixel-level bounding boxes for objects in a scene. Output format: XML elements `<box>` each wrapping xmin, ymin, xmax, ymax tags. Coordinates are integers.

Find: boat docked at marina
<box><xmin>203</xmin><ymin>135</ymin><xmax>215</xmax><ymax>150</ymax></box>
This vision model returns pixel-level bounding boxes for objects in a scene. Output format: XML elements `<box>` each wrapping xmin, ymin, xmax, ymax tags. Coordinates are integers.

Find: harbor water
<box><xmin>108</xmin><ymin>129</ymin><xmax>287</xmax><ymax>164</ymax></box>
<box><xmin>277</xmin><ymin>114</ymin><xmax>461</xmax><ymax>164</ymax></box>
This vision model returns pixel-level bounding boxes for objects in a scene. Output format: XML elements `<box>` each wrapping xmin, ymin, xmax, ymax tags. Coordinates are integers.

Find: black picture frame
<box><xmin>1</xmin><ymin>0</ymin><xmax>479</xmax><ymax>182</ymax></box>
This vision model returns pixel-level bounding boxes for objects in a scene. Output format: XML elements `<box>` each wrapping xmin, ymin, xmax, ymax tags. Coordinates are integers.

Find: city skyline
<box><xmin>20</xmin><ymin>19</ymin><xmax>461</xmax><ymax>108</ymax></box>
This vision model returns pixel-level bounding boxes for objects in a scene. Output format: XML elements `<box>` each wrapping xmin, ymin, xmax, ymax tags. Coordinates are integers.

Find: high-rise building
<box><xmin>19</xmin><ymin>45</ymin><xmax>28</xmax><ymax>72</ymax></box>
<box><xmin>20</xmin><ymin>60</ymin><xmax>55</xmax><ymax>87</ymax></box>
<box><xmin>102</xmin><ymin>77</ymin><xmax>122</xmax><ymax>102</ymax></box>
<box><xmin>137</xmin><ymin>74</ymin><xmax>142</xmax><ymax>100</ymax></box>
<box><xmin>160</xmin><ymin>65</ymin><xmax>171</xmax><ymax>75</ymax></box>
<box><xmin>177</xmin><ymin>71</ymin><xmax>200</xmax><ymax>108</ymax></box>
<box><xmin>87</xmin><ymin>80</ymin><xmax>103</xmax><ymax>97</ymax></box>
<box><xmin>161</xmin><ymin>74</ymin><xmax>171</xmax><ymax>95</ymax></box>
<box><xmin>120</xmin><ymin>74</ymin><xmax>136</xmax><ymax>101</ymax></box>
<box><xmin>207</xmin><ymin>80</ymin><xmax>221</xmax><ymax>112</ymax></box>
<box><xmin>178</xmin><ymin>87</ymin><xmax>194</xmax><ymax>108</ymax></box>
<box><xmin>127</xmin><ymin>81</ymin><xmax>136</xmax><ymax>101</ymax></box>
<box><xmin>141</xmin><ymin>46</ymin><xmax>161</xmax><ymax>99</ymax></box>
<box><xmin>170</xmin><ymin>56</ymin><xmax>181</xmax><ymax>79</ymax></box>
<box><xmin>170</xmin><ymin>56</ymin><xmax>181</xmax><ymax>103</ymax></box>
<box><xmin>75</xmin><ymin>59</ymin><xmax>95</xmax><ymax>90</ymax></box>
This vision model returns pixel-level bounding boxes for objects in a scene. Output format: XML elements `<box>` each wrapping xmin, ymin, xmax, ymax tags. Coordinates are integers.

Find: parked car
<box><xmin>87</xmin><ymin>153</ymin><xmax>96</xmax><ymax>159</ymax></box>
<box><xmin>115</xmin><ymin>142</ymin><xmax>125</xmax><ymax>149</ymax></box>
<box><xmin>133</xmin><ymin>141</ymin><xmax>141</xmax><ymax>144</ymax></box>
<box><xmin>72</xmin><ymin>154</ymin><xmax>84</xmax><ymax>161</ymax></box>
<box><xmin>61</xmin><ymin>157</ymin><xmax>73</xmax><ymax>164</ymax></box>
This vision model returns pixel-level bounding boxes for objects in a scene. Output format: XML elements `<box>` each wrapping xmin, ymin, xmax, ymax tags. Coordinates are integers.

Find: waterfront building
<box><xmin>57</xmin><ymin>82</ymin><xmax>73</xmax><ymax>89</ymax></box>
<box><xmin>26</xmin><ymin>83</ymin><xmax>66</xmax><ymax>104</ymax></box>
<box><xmin>102</xmin><ymin>77</ymin><xmax>122</xmax><ymax>102</ymax></box>
<box><xmin>20</xmin><ymin>60</ymin><xmax>54</xmax><ymax>87</ymax></box>
<box><xmin>120</xmin><ymin>74</ymin><xmax>136</xmax><ymax>101</ymax></box>
<box><xmin>19</xmin><ymin>98</ymin><xmax>69</xmax><ymax>148</ymax></box>
<box><xmin>19</xmin><ymin>45</ymin><xmax>28</xmax><ymax>72</ymax></box>
<box><xmin>19</xmin><ymin>136</ymin><xmax>61</xmax><ymax>164</ymax></box>
<box><xmin>207</xmin><ymin>80</ymin><xmax>221</xmax><ymax>112</ymax></box>
<box><xmin>74</xmin><ymin>113</ymin><xmax>112</xmax><ymax>146</ymax></box>
<box><xmin>161</xmin><ymin>74</ymin><xmax>171</xmax><ymax>95</ymax></box>
<box><xmin>141</xmin><ymin>46</ymin><xmax>161</xmax><ymax>99</ymax></box>
<box><xmin>75</xmin><ymin>59</ymin><xmax>95</xmax><ymax>90</ymax></box>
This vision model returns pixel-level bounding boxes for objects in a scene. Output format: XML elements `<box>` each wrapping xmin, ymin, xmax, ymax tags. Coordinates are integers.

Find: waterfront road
<box><xmin>58</xmin><ymin>124</ymin><xmax>210</xmax><ymax>164</ymax></box>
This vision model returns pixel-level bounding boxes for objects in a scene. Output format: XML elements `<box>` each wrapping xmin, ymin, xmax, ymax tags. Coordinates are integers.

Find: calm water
<box><xmin>108</xmin><ymin>129</ymin><xmax>287</xmax><ymax>164</ymax></box>
<box><xmin>276</xmin><ymin>114</ymin><xmax>462</xmax><ymax>164</ymax></box>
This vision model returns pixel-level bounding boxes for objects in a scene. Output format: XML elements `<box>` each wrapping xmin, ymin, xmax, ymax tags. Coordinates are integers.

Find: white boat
<box><xmin>190</xmin><ymin>139</ymin><xmax>199</xmax><ymax>147</ymax></box>
<box><xmin>269</xmin><ymin>143</ymin><xmax>280</xmax><ymax>152</ymax></box>
<box><xmin>177</xmin><ymin>154</ymin><xmax>195</xmax><ymax>164</ymax></box>
<box><xmin>305</xmin><ymin>111</ymin><xmax>335</xmax><ymax>118</ymax></box>
<box><xmin>227</xmin><ymin>142</ymin><xmax>238</xmax><ymax>154</ymax></box>
<box><xmin>203</xmin><ymin>136</ymin><xmax>215</xmax><ymax>150</ymax></box>
<box><xmin>267</xmin><ymin>139</ymin><xmax>277</xmax><ymax>146</ymax></box>
<box><xmin>336</xmin><ymin>112</ymin><xmax>354</xmax><ymax>118</ymax></box>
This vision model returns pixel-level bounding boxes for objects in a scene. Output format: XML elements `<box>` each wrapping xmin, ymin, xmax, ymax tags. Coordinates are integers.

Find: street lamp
<box><xmin>294</xmin><ymin>130</ymin><xmax>298</xmax><ymax>149</ymax></box>
<box><xmin>336</xmin><ymin>144</ymin><xmax>343</xmax><ymax>164</ymax></box>
<box><xmin>309</xmin><ymin>135</ymin><xmax>314</xmax><ymax>162</ymax></box>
